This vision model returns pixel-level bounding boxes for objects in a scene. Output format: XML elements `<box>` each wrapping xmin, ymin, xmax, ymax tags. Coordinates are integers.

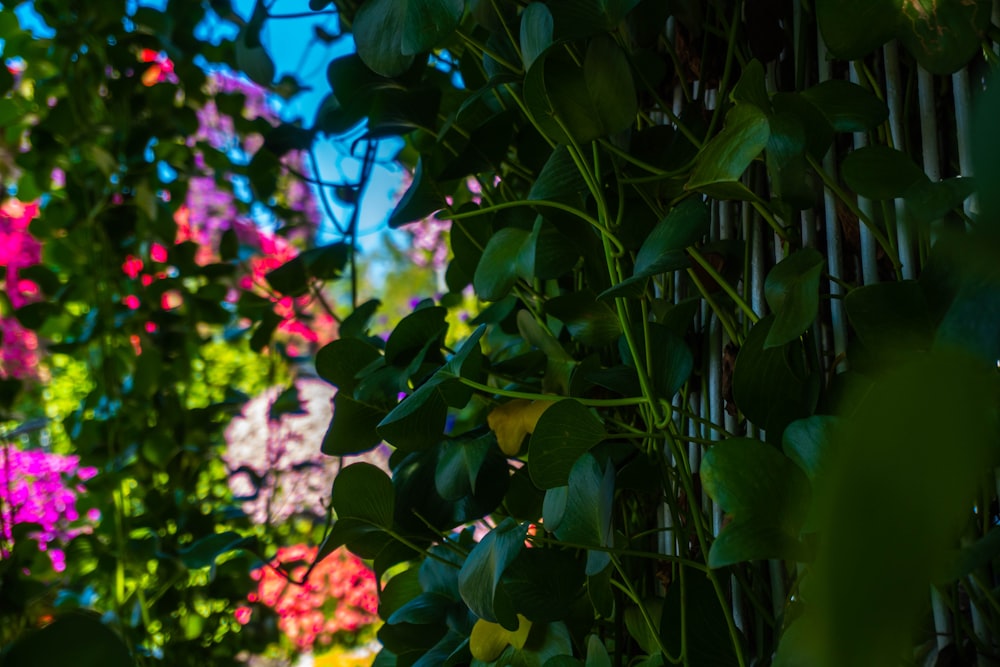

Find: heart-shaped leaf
<box><xmin>332</xmin><ymin>463</ymin><xmax>395</xmax><ymax>529</ymax></box>
<box><xmin>520</xmin><ymin>3</ymin><xmax>553</xmax><ymax>70</ymax></box>
<box><xmin>842</xmin><ymin>145</ymin><xmax>930</xmax><ymax>200</ymax></box>
<box><xmin>354</xmin><ymin>0</ymin><xmax>465</xmax><ymax>77</ymax></box>
<box><xmin>800</xmin><ymin>80</ymin><xmax>888</xmax><ymax>133</ymax></box>
<box><xmin>458</xmin><ymin>518</ymin><xmax>529</xmax><ymax>629</ymax></box>
<box><xmin>702</xmin><ymin>438</ymin><xmax>810</xmax><ymax>566</ymax></box>
<box><xmin>764</xmin><ymin>248</ymin><xmax>825</xmax><ymax>348</ymax></box>
<box><xmin>687</xmin><ymin>104</ymin><xmax>770</xmax><ymax>200</ymax></box>
<box><xmin>528</xmin><ymin>400</ymin><xmax>606</xmax><ymax>489</ymax></box>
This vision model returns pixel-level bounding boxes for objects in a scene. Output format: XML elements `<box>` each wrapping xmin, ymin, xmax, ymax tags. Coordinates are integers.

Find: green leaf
<box><xmin>547</xmin><ymin>0</ymin><xmax>641</xmax><ymax>39</ymax></box>
<box><xmin>904</xmin><ymin>176</ymin><xmax>976</xmax><ymax>224</ymax></box>
<box><xmin>660</xmin><ymin>567</ymin><xmax>741</xmax><ymax>667</ymax></box>
<box><xmin>321</xmin><ymin>393</ymin><xmax>387</xmax><ymax>456</ymax></box>
<box><xmin>474</xmin><ymin>228</ymin><xmax>531</xmax><ymax>301</ymax></box>
<box><xmin>647</xmin><ymin>323</ymin><xmax>694</xmax><ymax>399</ymax></box>
<box><xmin>504</xmin><ymin>548</ymin><xmax>585</xmax><ymax>622</ymax></box>
<box><xmin>377</xmin><ymin>380</ymin><xmax>449</xmax><ymax>451</ymax></box>
<box><xmin>340</xmin><ymin>299</ymin><xmax>382</xmax><ymax>339</ymax></box>
<box><xmin>634</xmin><ymin>198</ymin><xmax>709</xmax><ymax>277</ymax></box>
<box><xmin>844</xmin><ymin>280</ymin><xmax>936</xmax><ymax>356</ymax></box>
<box><xmin>300</xmin><ymin>242</ymin><xmax>351</xmax><ymax>280</ymax></box>
<box><xmin>585</xmin><ymin>635</ymin><xmax>612</xmax><ymax>667</ymax></box>
<box><xmin>519</xmin><ymin>217</ymin><xmax>581</xmax><ymax>282</ymax></box>
<box><xmin>544</xmin><ymin>291</ymin><xmax>621</xmax><ymax>347</ymax></box>
<box><xmin>520</xmin><ymin>3</ymin><xmax>553</xmax><ymax>70</ymax></box>
<box><xmin>553</xmin><ymin>453</ymin><xmax>615</xmax><ymax>575</ymax></box>
<box><xmin>815</xmin><ymin>0</ymin><xmax>897</xmax><ymax>61</ymax></box>
<box><xmin>624</xmin><ymin>600</ymin><xmax>663</xmax><ymax>656</ymax></box>
<box><xmin>732</xmin><ymin>315</ymin><xmax>820</xmax><ymax>440</ymax></box>
<box><xmin>789</xmin><ymin>352</ymin><xmax>996</xmax><ymax>666</ymax></box>
<box><xmin>14</xmin><ymin>302</ymin><xmax>59</xmax><ymax>331</ymax></box>
<box><xmin>235</xmin><ymin>30</ymin><xmax>275</xmax><ymax>86</ymax></box>
<box><xmin>781</xmin><ymin>415</ymin><xmax>840</xmax><ymax>483</ymax></box>
<box><xmin>702</xmin><ymin>438</ymin><xmax>810</xmax><ymax>566</ymax></box>
<box><xmin>528</xmin><ymin>145</ymin><xmax>589</xmax><ymax>205</ymax></box>
<box><xmin>528</xmin><ymin>400</ymin><xmax>607</xmax><ymax>489</ymax></box>
<box><xmin>332</xmin><ymin>462</ymin><xmax>395</xmax><ymax>528</ymax></box>
<box><xmin>316</xmin><ymin>338</ymin><xmax>383</xmax><ymax>392</ymax></box>
<box><xmin>0</xmin><ymin>613</ymin><xmax>134</xmax><ymax>667</ymax></box>
<box><xmin>387</xmin><ymin>592</ymin><xmax>452</xmax><ymax>625</ymax></box>
<box><xmin>525</xmin><ymin>35</ymin><xmax>637</xmax><ymax>145</ymax></box>
<box><xmin>972</xmin><ymin>72</ymin><xmax>1000</xmax><ymax>223</ymax></box>
<box><xmin>772</xmin><ymin>92</ymin><xmax>835</xmax><ymax>160</ymax></box>
<box><xmin>436</xmin><ymin>431</ymin><xmax>493</xmax><ymax>500</ymax></box>
<box><xmin>687</xmin><ymin>104</ymin><xmax>770</xmax><ymax>200</ymax></box>
<box><xmin>600</xmin><ymin>197</ymin><xmax>710</xmax><ymax>299</ymax></box>
<box><xmin>354</xmin><ymin>0</ymin><xmax>465</xmax><ymax>77</ymax></box>
<box><xmin>800</xmin><ymin>80</ymin><xmax>888</xmax><ymax>133</ymax></box>
<box><xmin>581</xmin><ymin>34</ymin><xmax>638</xmax><ymax>138</ymax></box>
<box><xmin>265</xmin><ymin>255</ymin><xmax>309</xmax><ymax>297</ymax></box>
<box><xmin>178</xmin><ymin>531</ymin><xmax>248</xmax><ymax>569</ymax></box>
<box><xmin>384</xmin><ymin>306</ymin><xmax>448</xmax><ymax>367</ymax></box>
<box><xmin>765</xmin><ymin>112</ymin><xmax>814</xmax><ymax>209</ymax></box>
<box><xmin>841</xmin><ymin>145</ymin><xmax>930</xmax><ymax>200</ymax></box>
<box><xmin>380</xmin><ymin>567</ymin><xmax>425</xmax><ymax>619</ymax></box>
<box><xmin>763</xmin><ymin>248</ymin><xmax>825</xmax><ymax>348</ymax></box>
<box><xmin>388</xmin><ymin>158</ymin><xmax>448</xmax><ymax>228</ymax></box>
<box><xmin>896</xmin><ymin>0</ymin><xmax>991</xmax><ymax>74</ymax></box>
<box><xmin>730</xmin><ymin>59</ymin><xmax>769</xmax><ymax>112</ymax></box>
<box><xmin>458</xmin><ymin>518</ymin><xmax>529</xmax><ymax>629</ymax></box>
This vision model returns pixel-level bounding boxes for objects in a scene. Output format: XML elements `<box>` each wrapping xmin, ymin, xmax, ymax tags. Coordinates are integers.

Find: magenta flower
<box><xmin>0</xmin><ymin>445</ymin><xmax>99</xmax><ymax>571</ymax></box>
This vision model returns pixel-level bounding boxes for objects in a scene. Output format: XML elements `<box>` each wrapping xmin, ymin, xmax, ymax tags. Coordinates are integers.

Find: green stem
<box><xmin>686</xmin><ymin>267</ymin><xmax>742</xmax><ymax>345</ymax></box>
<box><xmin>688</xmin><ymin>246</ymin><xmax>759</xmax><ymax>324</ymax></box>
<box><xmin>806</xmin><ymin>154</ymin><xmax>900</xmax><ymax>269</ymax></box>
<box><xmin>442</xmin><ymin>199</ymin><xmax>625</xmax><ymax>255</ymax></box>
<box><xmin>457</xmin><ymin>376</ymin><xmax>647</xmax><ymax>407</ymax></box>
<box><xmin>610</xmin><ymin>554</ymin><xmax>683</xmax><ymax>664</ymax></box>
<box><xmin>666</xmin><ymin>422</ymin><xmax>748</xmax><ymax>667</ymax></box>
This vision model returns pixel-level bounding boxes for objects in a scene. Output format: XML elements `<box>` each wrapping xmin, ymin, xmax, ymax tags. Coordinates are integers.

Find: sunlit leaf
<box><xmin>488</xmin><ymin>398</ymin><xmax>557</xmax><ymax>456</ymax></box>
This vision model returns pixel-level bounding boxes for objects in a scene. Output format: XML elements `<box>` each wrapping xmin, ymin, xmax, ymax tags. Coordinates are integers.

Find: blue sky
<box><xmin>8</xmin><ymin>0</ymin><xmax>406</xmax><ymax>252</ymax></box>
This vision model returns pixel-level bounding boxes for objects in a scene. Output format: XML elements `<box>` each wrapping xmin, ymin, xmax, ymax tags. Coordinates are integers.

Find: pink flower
<box><xmin>248</xmin><ymin>544</ymin><xmax>378</xmax><ymax>651</ymax></box>
<box><xmin>0</xmin><ymin>199</ymin><xmax>43</xmax><ymax>379</ymax></box>
<box><xmin>150</xmin><ymin>243</ymin><xmax>168</xmax><ymax>263</ymax></box>
<box><xmin>235</xmin><ymin>606</ymin><xmax>253</xmax><ymax>625</ymax></box>
<box><xmin>0</xmin><ymin>445</ymin><xmax>98</xmax><ymax>569</ymax></box>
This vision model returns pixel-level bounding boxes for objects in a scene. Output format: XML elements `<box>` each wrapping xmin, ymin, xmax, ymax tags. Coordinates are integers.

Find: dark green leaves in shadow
<box><xmin>459</xmin><ymin>518</ymin><xmax>530</xmax><ymax>629</ymax></box>
<box><xmin>319</xmin><ymin>463</ymin><xmax>396</xmax><ymax>561</ymax></box>
<box><xmin>545</xmin><ymin>291</ymin><xmax>621</xmax><ymax>347</ymax></box>
<box><xmin>354</xmin><ymin>0</ymin><xmax>465</xmax><ymax>77</ymax></box>
<box><xmin>844</xmin><ymin>280</ymin><xmax>936</xmax><ymax>358</ymax></box>
<box><xmin>702</xmin><ymin>438</ymin><xmax>810</xmax><ymax>567</ymax></box>
<box><xmin>733</xmin><ymin>315</ymin><xmax>820</xmax><ymax>440</ymax></box>
<box><xmin>0</xmin><ymin>613</ymin><xmax>134</xmax><ymax>667</ymax></box>
<box><xmin>764</xmin><ymin>248</ymin><xmax>824</xmax><ymax>348</ymax></box>
<box><xmin>687</xmin><ymin>104</ymin><xmax>770</xmax><ymax>200</ymax></box>
<box><xmin>841</xmin><ymin>145</ymin><xmax>929</xmax><ymax>200</ymax></box>
<box><xmin>475</xmin><ymin>228</ymin><xmax>531</xmax><ymax>302</ymax></box>
<box><xmin>528</xmin><ymin>399</ymin><xmax>607</xmax><ymax>489</ymax></box>
<box><xmin>777</xmin><ymin>352</ymin><xmax>999</xmax><ymax>667</ymax></box>
<box><xmin>524</xmin><ymin>35</ymin><xmax>637</xmax><ymax>145</ymax></box>
<box><xmin>972</xmin><ymin>72</ymin><xmax>1000</xmax><ymax>223</ymax></box>
<box><xmin>799</xmin><ymin>80</ymin><xmax>888</xmax><ymax>134</ymax></box>
<box><xmin>543</xmin><ymin>453</ymin><xmax>615</xmax><ymax>575</ymax></box>
<box><xmin>816</xmin><ymin>0</ymin><xmax>991</xmax><ymax>74</ymax></box>
<box><xmin>601</xmin><ymin>198</ymin><xmax>708</xmax><ymax>299</ymax></box>
<box><xmin>520</xmin><ymin>3</ymin><xmax>553</xmax><ymax>70</ymax></box>
<box><xmin>661</xmin><ymin>567</ymin><xmax>741</xmax><ymax>667</ymax></box>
